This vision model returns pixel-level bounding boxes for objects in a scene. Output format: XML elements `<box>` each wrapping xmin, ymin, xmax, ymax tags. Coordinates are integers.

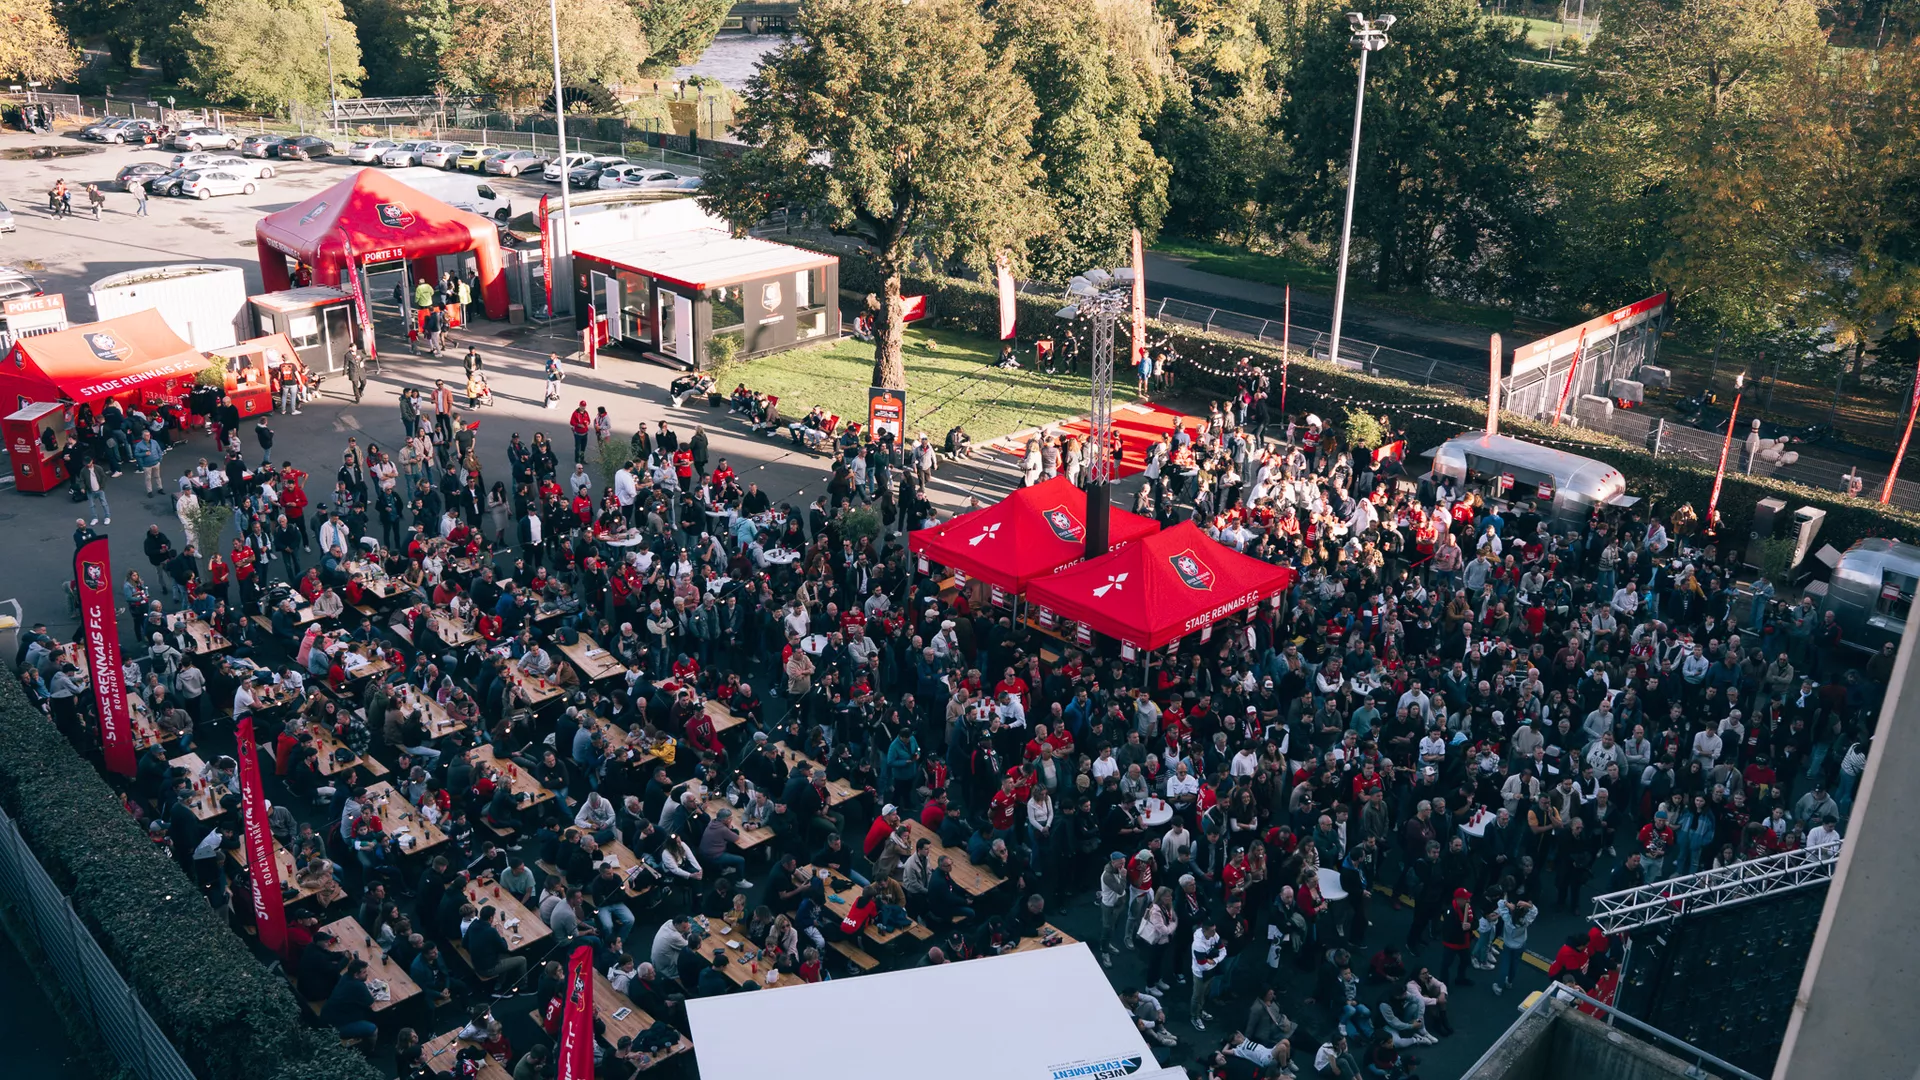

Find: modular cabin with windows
<box><xmin>571</xmin><ymin>229</ymin><xmax>838</xmax><ymax>369</ymax></box>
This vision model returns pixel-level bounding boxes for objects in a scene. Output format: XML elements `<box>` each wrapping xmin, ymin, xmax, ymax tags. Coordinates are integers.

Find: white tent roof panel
<box><xmin>574</xmin><ymin>230</ymin><xmax>835</xmax><ymax>292</ymax></box>
<box><xmin>685</xmin><ymin>943</ymin><xmax>1152</xmax><ymax>1080</ymax></box>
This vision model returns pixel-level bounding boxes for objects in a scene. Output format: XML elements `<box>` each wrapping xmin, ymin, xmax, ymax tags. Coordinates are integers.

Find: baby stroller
<box><xmin>466</xmin><ymin>370</ymin><xmax>495</xmax><ymax>408</ymax></box>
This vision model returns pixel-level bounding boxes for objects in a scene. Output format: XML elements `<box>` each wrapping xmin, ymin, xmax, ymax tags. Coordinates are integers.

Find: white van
<box><xmin>383</xmin><ymin>167</ymin><xmax>514</xmax><ymax>222</ymax></box>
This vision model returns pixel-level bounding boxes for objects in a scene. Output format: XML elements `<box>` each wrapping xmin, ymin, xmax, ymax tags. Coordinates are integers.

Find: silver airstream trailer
<box><xmin>1820</xmin><ymin>538</ymin><xmax>1920</xmax><ymax>651</ymax></box>
<box><xmin>1426</xmin><ymin>433</ymin><xmax>1638</xmax><ymax>529</ymax></box>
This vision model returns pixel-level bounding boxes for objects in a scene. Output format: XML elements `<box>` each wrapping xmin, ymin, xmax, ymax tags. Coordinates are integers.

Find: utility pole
<box><xmin>1326</xmin><ymin>12</ymin><xmax>1394</xmax><ymax>367</ymax></box>
<box><xmin>324</xmin><ymin>18</ymin><xmax>338</xmax><ymax>133</ymax></box>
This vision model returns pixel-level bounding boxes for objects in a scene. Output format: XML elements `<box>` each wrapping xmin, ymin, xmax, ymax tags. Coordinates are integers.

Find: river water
<box><xmin>674</xmin><ymin>32</ymin><xmax>792</xmax><ymax>89</ymax></box>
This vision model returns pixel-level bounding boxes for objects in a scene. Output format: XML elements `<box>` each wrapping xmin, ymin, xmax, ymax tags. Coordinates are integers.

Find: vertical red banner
<box><xmin>72</xmin><ymin>538</ymin><xmax>135</xmax><ymax>776</ymax></box>
<box><xmin>340</xmin><ymin>235</ymin><xmax>377</xmax><ymax>359</ymax></box>
<box><xmin>539</xmin><ymin>194</ymin><xmax>554</xmax><ymax>318</ymax></box>
<box><xmin>557</xmin><ymin>945</ymin><xmax>596</xmax><ymax>1080</ymax></box>
<box><xmin>995</xmin><ymin>253</ymin><xmax>1016</xmax><ymax>342</ymax></box>
<box><xmin>235</xmin><ymin>717</ymin><xmax>288</xmax><ymax>958</ymax></box>
<box><xmin>1130</xmin><ymin>228</ymin><xmax>1147</xmax><ymax>364</ymax></box>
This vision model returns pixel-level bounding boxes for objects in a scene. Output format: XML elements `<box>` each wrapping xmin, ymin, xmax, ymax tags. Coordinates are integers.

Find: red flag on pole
<box><xmin>1707</xmin><ymin>374</ymin><xmax>1745</xmax><ymax>527</ymax></box>
<box><xmin>72</xmin><ymin>537</ymin><xmax>135</xmax><ymax>776</ymax></box>
<box><xmin>539</xmin><ymin>193</ymin><xmax>554</xmax><ymax>318</ymax></box>
<box><xmin>235</xmin><ymin>717</ymin><xmax>288</xmax><ymax>958</ymax></box>
<box><xmin>1882</xmin><ymin>356</ymin><xmax>1920</xmax><ymax>504</ymax></box>
<box><xmin>556</xmin><ymin>945</ymin><xmax>596</xmax><ymax>1080</ymax></box>
<box><xmin>995</xmin><ymin>254</ymin><xmax>1016</xmax><ymax>342</ymax></box>
<box><xmin>339</xmin><ymin>235</ymin><xmax>377</xmax><ymax>359</ymax></box>
<box><xmin>1550</xmin><ymin>328</ymin><xmax>1588</xmax><ymax>427</ymax></box>
<box><xmin>1130</xmin><ymin>229</ymin><xmax>1147</xmax><ymax>364</ymax></box>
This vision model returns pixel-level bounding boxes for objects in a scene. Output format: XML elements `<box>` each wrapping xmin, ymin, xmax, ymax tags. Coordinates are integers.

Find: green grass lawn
<box><xmin>1151</xmin><ymin>234</ymin><xmax>1523</xmax><ymax>333</ymax></box>
<box><xmin>715</xmin><ymin>326</ymin><xmax>1120</xmax><ymax>443</ymax></box>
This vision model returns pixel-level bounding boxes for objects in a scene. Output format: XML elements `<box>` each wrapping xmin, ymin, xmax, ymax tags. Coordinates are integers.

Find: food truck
<box><xmin>1425</xmin><ymin>432</ymin><xmax>1639</xmax><ymax>530</ymax></box>
<box><xmin>1819</xmin><ymin>537</ymin><xmax>1920</xmax><ymax>652</ymax></box>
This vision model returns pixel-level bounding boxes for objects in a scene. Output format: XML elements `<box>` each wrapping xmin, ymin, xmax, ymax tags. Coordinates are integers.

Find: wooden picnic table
<box><xmin>685</xmin><ymin>915</ymin><xmax>805</xmax><ymax>989</ymax></box>
<box><xmin>501</xmin><ymin>666</ymin><xmax>564</xmax><ymax>708</ymax></box>
<box><xmin>705</xmin><ymin>699</ymin><xmax>747</xmax><ymax>736</ymax></box>
<box><xmin>902</xmin><ymin>819</ymin><xmax>1005</xmax><ymax>897</ymax></box>
<box><xmin>557</xmin><ymin>633</ymin><xmax>629</xmax><ymax>683</ymax></box>
<box><xmin>342</xmin><ymin>561</ymin><xmax>413</xmax><ymax>601</ymax></box>
<box><xmin>463</xmin><ymin>875</ymin><xmax>552</xmax><ymax>952</ymax></box>
<box><xmin>317</xmin><ymin>916</ymin><xmax>421</xmax><ymax>1012</ymax></box>
<box><xmin>682</xmin><ymin>780</ymin><xmax>775</xmax><ymax>849</ymax></box>
<box><xmin>183</xmin><ymin>618</ymin><xmax>232</xmax><ymax>655</ymax></box>
<box><xmin>420</xmin><ymin>1029</ymin><xmax>512</xmax><ymax>1080</ymax></box>
<box><xmin>594</xmin><ymin>839</ymin><xmax>665</xmax><ymax>900</ymax></box>
<box><xmin>523</xmin><ymin>971</ymin><xmax>691</xmax><ymax>1071</ymax></box>
<box><xmin>168</xmin><ymin>752</ymin><xmax>228</xmax><ymax>821</ymax></box>
<box><xmin>129</xmin><ymin>696</ymin><xmax>168</xmax><ymax>751</ymax></box>
<box><xmin>357</xmin><ymin>684</ymin><xmax>465</xmax><ymax>741</ymax></box>
<box><xmin>1013</xmin><ymin>922</ymin><xmax>1078</xmax><ymax>953</ymax></box>
<box><xmin>467</xmin><ymin>745</ymin><xmax>555</xmax><ymax>807</ymax></box>
<box><xmin>391</xmin><ymin>609</ymin><xmax>481</xmax><ymax>649</ymax></box>
<box><xmin>251</xmin><ymin>605</ymin><xmax>324</xmax><ymax>635</ymax></box>
<box><xmin>774</xmin><ymin>744</ymin><xmax>859</xmax><ymax>807</ymax></box>
<box><xmin>362</xmin><ymin>781</ymin><xmax>447</xmax><ymax>854</ymax></box>
<box><xmin>309</xmin><ymin>722</ymin><xmax>390</xmax><ymax>778</ymax></box>
<box><xmin>228</xmin><ymin>836</ymin><xmax>325</xmax><ymax>905</ymax></box>
<box><xmin>803</xmin><ymin>864</ymin><xmax>933</xmax><ymax>947</ymax></box>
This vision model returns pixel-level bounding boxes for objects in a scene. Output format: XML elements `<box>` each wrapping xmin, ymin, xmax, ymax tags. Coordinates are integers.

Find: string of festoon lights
<box><xmin>1148</xmin><ymin>330</ymin><xmax>1648</xmax><ymax>460</ymax></box>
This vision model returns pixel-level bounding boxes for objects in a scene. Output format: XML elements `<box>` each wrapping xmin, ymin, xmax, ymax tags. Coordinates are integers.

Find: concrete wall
<box><xmin>1465</xmin><ymin>1002</ymin><xmax>1730</xmax><ymax>1080</ymax></box>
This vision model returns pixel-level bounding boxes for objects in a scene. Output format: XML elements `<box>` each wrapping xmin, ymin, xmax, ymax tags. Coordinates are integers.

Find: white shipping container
<box><xmin>89</xmin><ymin>263</ymin><xmax>247</xmax><ymax>350</ymax></box>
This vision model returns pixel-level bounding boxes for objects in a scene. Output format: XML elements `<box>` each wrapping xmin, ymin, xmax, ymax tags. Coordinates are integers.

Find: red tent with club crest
<box><xmin>908</xmin><ymin>476</ymin><xmax>1159</xmax><ymax>594</ymax></box>
<box><xmin>1023</xmin><ymin>520</ymin><xmax>1295</xmax><ymax>650</ymax></box>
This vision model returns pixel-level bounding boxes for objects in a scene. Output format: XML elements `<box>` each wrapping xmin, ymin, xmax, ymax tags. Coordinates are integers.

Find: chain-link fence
<box><xmin>1150</xmin><ymin>296</ymin><xmax>1486</xmax><ymax>393</ymax></box>
<box><xmin>0</xmin><ymin>807</ymin><xmax>196</xmax><ymax>1080</ymax></box>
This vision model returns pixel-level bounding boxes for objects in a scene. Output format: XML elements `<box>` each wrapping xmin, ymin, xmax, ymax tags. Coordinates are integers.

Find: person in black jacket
<box><xmin>464</xmin><ymin>905</ymin><xmax>529</xmax><ymax>987</ymax></box>
<box><xmin>321</xmin><ymin>959</ymin><xmax>378</xmax><ymax>1039</ymax></box>
<box><xmin>296</xmin><ymin>928</ymin><xmax>350</xmax><ymax>1000</ymax></box>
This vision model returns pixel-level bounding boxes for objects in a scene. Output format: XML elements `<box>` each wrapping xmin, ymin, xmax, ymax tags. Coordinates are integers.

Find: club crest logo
<box><xmin>761</xmin><ymin>281</ymin><xmax>782</xmax><ymax>310</ymax></box>
<box><xmin>1039</xmin><ymin>504</ymin><xmax>1084</xmax><ymax>543</ymax></box>
<box><xmin>375</xmin><ymin>202</ymin><xmax>414</xmax><ymax>229</ymax></box>
<box><xmin>81</xmin><ymin>560</ymin><xmax>104</xmax><ymax>590</ymax></box>
<box><xmin>965</xmin><ymin>522</ymin><xmax>1001</xmax><ymax>547</ymax></box>
<box><xmin>1169</xmin><ymin>549</ymin><xmax>1215</xmax><ymax>591</ymax></box>
<box><xmin>83</xmin><ymin>331</ymin><xmax>131</xmax><ymax>362</ymax></box>
<box><xmin>1093</xmin><ymin>572</ymin><xmax>1128</xmax><ymax>598</ymax></box>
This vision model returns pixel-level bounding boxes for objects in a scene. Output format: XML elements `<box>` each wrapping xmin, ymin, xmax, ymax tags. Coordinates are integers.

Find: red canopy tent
<box><xmin>908</xmin><ymin>475</ymin><xmax>1159</xmax><ymax>594</ymax></box>
<box><xmin>0</xmin><ymin>310</ymin><xmax>209</xmax><ymax>411</ymax></box>
<box><xmin>254</xmin><ymin>169</ymin><xmax>508</xmax><ymax>319</ymax></box>
<box><xmin>1023</xmin><ymin>520</ymin><xmax>1295</xmax><ymax>650</ymax></box>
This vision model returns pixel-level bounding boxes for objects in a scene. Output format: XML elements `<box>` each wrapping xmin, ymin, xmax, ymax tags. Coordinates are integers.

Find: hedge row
<box><xmin>0</xmin><ymin>677</ymin><xmax>382</xmax><ymax>1080</ymax></box>
<box><xmin>815</xmin><ymin>241</ymin><xmax>1920</xmax><ymax>550</ymax></box>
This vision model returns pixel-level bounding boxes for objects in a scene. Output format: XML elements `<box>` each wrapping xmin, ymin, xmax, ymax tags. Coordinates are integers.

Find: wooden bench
<box><xmin>829</xmin><ymin>940</ymin><xmax>879</xmax><ymax>972</ymax></box>
<box><xmin>478</xmin><ymin>818</ymin><xmax>517</xmax><ymax>840</ymax></box>
<box><xmin>352</xmin><ymin>603</ymin><xmax>377</xmax><ymax>618</ymax></box>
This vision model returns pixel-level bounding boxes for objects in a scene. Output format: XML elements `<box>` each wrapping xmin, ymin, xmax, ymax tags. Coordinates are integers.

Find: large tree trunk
<box><xmin>871</xmin><ymin>270</ymin><xmax>908</xmax><ymax>391</ymax></box>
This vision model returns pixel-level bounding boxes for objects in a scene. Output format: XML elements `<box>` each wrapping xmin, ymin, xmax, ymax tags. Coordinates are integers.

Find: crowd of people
<box><xmin>10</xmin><ymin>346</ymin><xmax>1886</xmax><ymax>1080</ymax></box>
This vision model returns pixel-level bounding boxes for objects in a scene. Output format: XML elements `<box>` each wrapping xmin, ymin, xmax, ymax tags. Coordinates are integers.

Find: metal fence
<box><xmin>1164</xmin><ymin>291</ymin><xmax>1920</xmax><ymax>511</ymax></box>
<box><xmin>0</xmin><ymin>807</ymin><xmax>196</xmax><ymax>1080</ymax></box>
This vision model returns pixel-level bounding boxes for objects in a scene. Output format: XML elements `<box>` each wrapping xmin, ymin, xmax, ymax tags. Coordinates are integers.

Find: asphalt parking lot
<box><xmin>0</xmin><ymin>133</ymin><xmax>563</xmax><ymax>301</ymax></box>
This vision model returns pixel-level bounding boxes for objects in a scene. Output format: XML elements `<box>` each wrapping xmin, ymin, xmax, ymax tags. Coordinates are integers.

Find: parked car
<box><xmin>0</xmin><ymin>266</ymin><xmax>43</xmax><ymax>300</ymax></box>
<box><xmin>167</xmin><ymin>152</ymin><xmax>228</xmax><ymax>170</ymax></box>
<box><xmin>176</xmin><ymin>170</ymin><xmax>257</xmax><ymax>199</ymax></box>
<box><xmin>82</xmin><ymin>118</ymin><xmax>156</xmax><ymax>143</ymax></box>
<box><xmin>485</xmin><ymin>150</ymin><xmax>548</xmax><ymax>177</ymax></box>
<box><xmin>0</xmin><ymin>201</ymin><xmax>14</xmax><ymax>234</ymax></box>
<box><xmin>272</xmin><ymin>135</ymin><xmax>334</xmax><ymax>160</ymax></box>
<box><xmin>147</xmin><ymin>169</ymin><xmax>197</xmax><ymax>197</ymax></box>
<box><xmin>542</xmin><ymin>152</ymin><xmax>596</xmax><ymax>182</ymax></box>
<box><xmin>115</xmin><ymin>162</ymin><xmax>175</xmax><ymax>190</ymax></box>
<box><xmin>416</xmin><ymin>142</ymin><xmax>467</xmax><ymax>169</ymax></box>
<box><xmin>455</xmin><ymin>145</ymin><xmax>500</xmax><ymax>171</ymax></box>
<box><xmin>568</xmin><ymin>155</ymin><xmax>627</xmax><ymax>186</ymax></box>
<box><xmin>599</xmin><ymin>166</ymin><xmax>697</xmax><ymax>191</ymax></box>
<box><xmin>201</xmin><ymin>155</ymin><xmax>276</xmax><ymax>179</ymax></box>
<box><xmin>380</xmin><ymin>141</ymin><xmax>431</xmax><ymax>167</ymax></box>
<box><xmin>240</xmin><ymin>134</ymin><xmax>286</xmax><ymax>158</ymax></box>
<box><xmin>168</xmin><ymin>126</ymin><xmax>238</xmax><ymax>151</ymax></box>
<box><xmin>346</xmin><ymin>138</ymin><xmax>397</xmax><ymax>164</ymax></box>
